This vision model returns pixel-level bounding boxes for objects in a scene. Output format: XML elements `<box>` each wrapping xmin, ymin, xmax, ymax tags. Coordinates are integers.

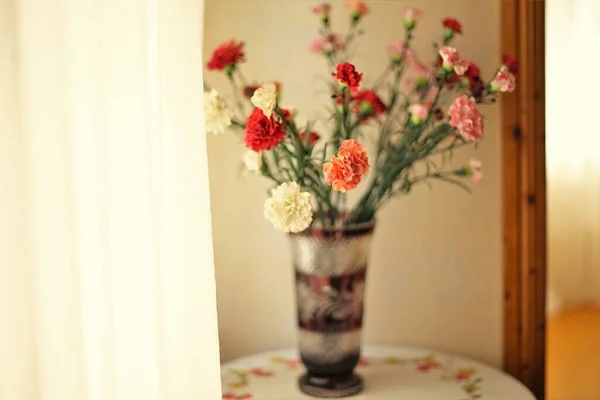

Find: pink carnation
<box><xmin>491</xmin><ymin>66</ymin><xmax>516</xmax><ymax>93</ymax></box>
<box><xmin>408</xmin><ymin>103</ymin><xmax>431</xmax><ymax>123</ymax></box>
<box><xmin>312</xmin><ymin>3</ymin><xmax>331</xmax><ymax>15</ymax></box>
<box><xmin>404</xmin><ymin>7</ymin><xmax>423</xmax><ymax>21</ymax></box>
<box><xmin>311</xmin><ymin>37</ymin><xmax>327</xmax><ymax>53</ymax></box>
<box><xmin>346</xmin><ymin>0</ymin><xmax>369</xmax><ymax>16</ymax></box>
<box><xmin>448</xmin><ymin>96</ymin><xmax>484</xmax><ymax>141</ymax></box>
<box><xmin>469</xmin><ymin>158</ymin><xmax>483</xmax><ymax>183</ymax></box>
<box><xmin>387</xmin><ymin>41</ymin><xmax>406</xmax><ymax>59</ymax></box>
<box><xmin>402</xmin><ymin>53</ymin><xmax>433</xmax><ymax>97</ymax></box>
<box><xmin>311</xmin><ymin>34</ymin><xmax>344</xmax><ymax>55</ymax></box>
<box><xmin>439</xmin><ymin>46</ymin><xmax>469</xmax><ymax>76</ymax></box>
<box><xmin>409</xmin><ymin>55</ymin><xmax>428</xmax><ymax>76</ymax></box>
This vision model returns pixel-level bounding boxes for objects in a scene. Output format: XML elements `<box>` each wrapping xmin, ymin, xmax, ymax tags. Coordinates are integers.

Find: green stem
<box><xmin>228</xmin><ymin>76</ymin><xmax>246</xmax><ymax>118</ymax></box>
<box><xmin>231</xmin><ymin>119</ymin><xmax>245</xmax><ymax>129</ymax></box>
<box><xmin>372</xmin><ymin>64</ymin><xmax>393</xmax><ymax>90</ymax></box>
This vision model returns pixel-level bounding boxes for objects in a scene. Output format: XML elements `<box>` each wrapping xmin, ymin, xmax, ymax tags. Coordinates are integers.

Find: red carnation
<box><xmin>332</xmin><ymin>63</ymin><xmax>363</xmax><ymax>93</ymax></box>
<box><xmin>464</xmin><ymin>62</ymin><xmax>482</xmax><ymax>89</ymax></box>
<box><xmin>299</xmin><ymin>131</ymin><xmax>320</xmax><ymax>146</ymax></box>
<box><xmin>442</xmin><ymin>18</ymin><xmax>463</xmax><ymax>34</ymax></box>
<box><xmin>279</xmin><ymin>108</ymin><xmax>292</xmax><ymax>121</ymax></box>
<box><xmin>351</xmin><ymin>90</ymin><xmax>386</xmax><ymax>120</ymax></box>
<box><xmin>445</xmin><ymin>71</ymin><xmax>460</xmax><ymax>88</ymax></box>
<box><xmin>244</xmin><ymin>108</ymin><xmax>286</xmax><ymax>151</ymax></box>
<box><xmin>445</xmin><ymin>62</ymin><xmax>480</xmax><ymax>90</ymax></box>
<box><xmin>243</xmin><ymin>84</ymin><xmax>260</xmax><ymax>98</ymax></box>
<box><xmin>433</xmin><ymin>107</ymin><xmax>444</xmax><ymax>121</ymax></box>
<box><xmin>502</xmin><ymin>54</ymin><xmax>519</xmax><ymax>74</ymax></box>
<box><xmin>464</xmin><ymin>62</ymin><xmax>480</xmax><ymax>80</ymax></box>
<box><xmin>207</xmin><ymin>40</ymin><xmax>246</xmax><ymax>72</ymax></box>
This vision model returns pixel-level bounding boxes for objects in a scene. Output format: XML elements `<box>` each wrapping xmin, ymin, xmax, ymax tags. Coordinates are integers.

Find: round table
<box><xmin>220</xmin><ymin>345</ymin><xmax>535</xmax><ymax>400</ymax></box>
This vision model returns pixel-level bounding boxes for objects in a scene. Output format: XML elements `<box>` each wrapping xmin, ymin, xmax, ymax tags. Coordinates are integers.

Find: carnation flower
<box><xmin>313</xmin><ymin>3</ymin><xmax>331</xmax><ymax>14</ymax></box>
<box><xmin>469</xmin><ymin>158</ymin><xmax>483</xmax><ymax>183</ymax></box>
<box><xmin>243</xmin><ymin>150</ymin><xmax>262</xmax><ymax>173</ymax></box>
<box><xmin>490</xmin><ymin>66</ymin><xmax>516</xmax><ymax>93</ymax></box>
<box><xmin>323</xmin><ymin>139</ymin><xmax>370</xmax><ymax>192</ymax></box>
<box><xmin>264</xmin><ymin>182</ymin><xmax>313</xmax><ymax>233</ymax></box>
<box><xmin>408</xmin><ymin>103</ymin><xmax>431</xmax><ymax>125</ymax></box>
<box><xmin>313</xmin><ymin>3</ymin><xmax>331</xmax><ymax>16</ymax></box>
<box><xmin>243</xmin><ymin>82</ymin><xmax>281</xmax><ymax>99</ymax></box>
<box><xmin>204</xmin><ymin>89</ymin><xmax>234</xmax><ymax>135</ymax></box>
<box><xmin>244</xmin><ymin>108</ymin><xmax>287</xmax><ymax>151</ymax></box>
<box><xmin>251</xmin><ymin>83</ymin><xmax>278</xmax><ymax>118</ymax></box>
<box><xmin>464</xmin><ymin>62</ymin><xmax>481</xmax><ymax>84</ymax></box>
<box><xmin>387</xmin><ymin>41</ymin><xmax>405</xmax><ymax>58</ymax></box>
<box><xmin>351</xmin><ymin>90</ymin><xmax>386</xmax><ymax>120</ymax></box>
<box><xmin>387</xmin><ymin>41</ymin><xmax>416</xmax><ymax>65</ymax></box>
<box><xmin>502</xmin><ymin>54</ymin><xmax>519</xmax><ymax>74</ymax></box>
<box><xmin>402</xmin><ymin>51</ymin><xmax>431</xmax><ymax>92</ymax></box>
<box><xmin>207</xmin><ymin>40</ymin><xmax>245</xmax><ymax>74</ymax></box>
<box><xmin>347</xmin><ymin>0</ymin><xmax>369</xmax><ymax>20</ymax></box>
<box><xmin>332</xmin><ymin>63</ymin><xmax>363</xmax><ymax>93</ymax></box>
<box><xmin>298</xmin><ymin>131</ymin><xmax>320</xmax><ymax>146</ymax></box>
<box><xmin>454</xmin><ymin>62</ymin><xmax>485</xmax><ymax>98</ymax></box>
<box><xmin>311</xmin><ymin>37</ymin><xmax>326</xmax><ymax>54</ymax></box>
<box><xmin>403</xmin><ymin>7</ymin><xmax>423</xmax><ymax>29</ymax></box>
<box><xmin>439</xmin><ymin>46</ymin><xmax>469</xmax><ymax>75</ymax></box>
<box><xmin>404</xmin><ymin>7</ymin><xmax>423</xmax><ymax>21</ymax></box>
<box><xmin>243</xmin><ymin>85</ymin><xmax>260</xmax><ymax>99</ymax></box>
<box><xmin>311</xmin><ymin>34</ymin><xmax>344</xmax><ymax>56</ymax></box>
<box><xmin>445</xmin><ymin>62</ymin><xmax>479</xmax><ymax>93</ymax></box>
<box><xmin>457</xmin><ymin>158</ymin><xmax>483</xmax><ymax>183</ymax></box>
<box><xmin>442</xmin><ymin>18</ymin><xmax>463</xmax><ymax>38</ymax></box>
<box><xmin>448</xmin><ymin>96</ymin><xmax>484</xmax><ymax>142</ymax></box>
<box><xmin>287</xmin><ymin>107</ymin><xmax>298</xmax><ymax>119</ymax></box>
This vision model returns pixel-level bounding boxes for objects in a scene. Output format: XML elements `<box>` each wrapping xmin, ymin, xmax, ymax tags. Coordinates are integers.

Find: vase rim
<box><xmin>290</xmin><ymin>218</ymin><xmax>376</xmax><ymax>238</ymax></box>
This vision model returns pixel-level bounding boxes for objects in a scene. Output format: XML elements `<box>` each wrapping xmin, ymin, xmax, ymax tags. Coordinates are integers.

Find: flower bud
<box><xmin>224</xmin><ymin>64</ymin><xmax>235</xmax><ymax>78</ymax></box>
<box><xmin>415</xmin><ymin>76</ymin><xmax>429</xmax><ymax>90</ymax></box>
<box><xmin>459</xmin><ymin>77</ymin><xmax>470</xmax><ymax>88</ymax></box>
<box><xmin>410</xmin><ymin>114</ymin><xmax>424</xmax><ymax>125</ymax></box>
<box><xmin>443</xmin><ymin>28</ymin><xmax>454</xmax><ymax>41</ymax></box>
<box><xmin>358</xmin><ymin>101</ymin><xmax>373</xmax><ymax>116</ymax></box>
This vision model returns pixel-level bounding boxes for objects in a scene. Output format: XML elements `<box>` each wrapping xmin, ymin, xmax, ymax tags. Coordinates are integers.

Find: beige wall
<box><xmin>204</xmin><ymin>0</ymin><xmax>502</xmax><ymax>367</ymax></box>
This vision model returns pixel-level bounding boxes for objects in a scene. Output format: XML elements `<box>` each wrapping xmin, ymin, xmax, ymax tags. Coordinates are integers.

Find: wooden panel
<box><xmin>501</xmin><ymin>0</ymin><xmax>547</xmax><ymax>399</ymax></box>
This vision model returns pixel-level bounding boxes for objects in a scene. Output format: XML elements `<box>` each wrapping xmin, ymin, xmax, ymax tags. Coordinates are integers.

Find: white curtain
<box><xmin>0</xmin><ymin>0</ymin><xmax>222</xmax><ymax>399</ymax></box>
<box><xmin>546</xmin><ymin>0</ymin><xmax>600</xmax><ymax>314</ymax></box>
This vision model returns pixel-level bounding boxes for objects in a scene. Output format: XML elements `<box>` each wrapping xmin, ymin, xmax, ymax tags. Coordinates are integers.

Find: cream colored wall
<box><xmin>204</xmin><ymin>0</ymin><xmax>502</xmax><ymax>367</ymax></box>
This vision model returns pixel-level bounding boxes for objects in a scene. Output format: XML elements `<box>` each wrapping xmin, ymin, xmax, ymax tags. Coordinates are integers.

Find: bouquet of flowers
<box><xmin>204</xmin><ymin>1</ymin><xmax>517</xmax><ymax>233</ymax></box>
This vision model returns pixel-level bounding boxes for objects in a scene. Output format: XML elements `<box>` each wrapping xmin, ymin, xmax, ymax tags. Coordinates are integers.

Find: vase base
<box><xmin>298</xmin><ymin>372</ymin><xmax>363</xmax><ymax>398</ymax></box>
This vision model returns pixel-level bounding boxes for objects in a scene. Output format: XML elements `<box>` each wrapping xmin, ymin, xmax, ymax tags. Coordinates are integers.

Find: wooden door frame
<box><xmin>501</xmin><ymin>0</ymin><xmax>546</xmax><ymax>399</ymax></box>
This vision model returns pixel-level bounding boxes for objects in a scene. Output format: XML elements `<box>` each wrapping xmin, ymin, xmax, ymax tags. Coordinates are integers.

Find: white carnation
<box><xmin>264</xmin><ymin>182</ymin><xmax>313</xmax><ymax>233</ymax></box>
<box><xmin>204</xmin><ymin>89</ymin><xmax>234</xmax><ymax>135</ymax></box>
<box><xmin>250</xmin><ymin>83</ymin><xmax>277</xmax><ymax>118</ymax></box>
<box><xmin>243</xmin><ymin>150</ymin><xmax>262</xmax><ymax>173</ymax></box>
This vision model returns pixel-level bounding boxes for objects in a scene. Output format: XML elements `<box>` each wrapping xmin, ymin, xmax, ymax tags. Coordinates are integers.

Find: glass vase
<box><xmin>288</xmin><ymin>221</ymin><xmax>375</xmax><ymax>398</ymax></box>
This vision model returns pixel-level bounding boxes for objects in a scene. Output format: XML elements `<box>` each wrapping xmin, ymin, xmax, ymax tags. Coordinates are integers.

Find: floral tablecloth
<box><xmin>220</xmin><ymin>345</ymin><xmax>535</xmax><ymax>400</ymax></box>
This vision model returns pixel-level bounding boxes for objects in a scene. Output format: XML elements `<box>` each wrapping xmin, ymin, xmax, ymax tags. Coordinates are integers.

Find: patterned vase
<box><xmin>289</xmin><ymin>221</ymin><xmax>375</xmax><ymax>398</ymax></box>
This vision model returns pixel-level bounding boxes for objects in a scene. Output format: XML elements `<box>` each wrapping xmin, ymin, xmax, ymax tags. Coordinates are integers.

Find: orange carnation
<box><xmin>323</xmin><ymin>139</ymin><xmax>370</xmax><ymax>192</ymax></box>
